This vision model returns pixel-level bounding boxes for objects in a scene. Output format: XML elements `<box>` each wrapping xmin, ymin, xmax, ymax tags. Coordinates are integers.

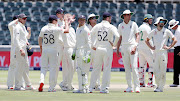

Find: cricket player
<box><xmin>61</xmin><ymin>14</ymin><xmax>76</xmax><ymax>91</ymax></box>
<box><xmin>138</xmin><ymin>14</ymin><xmax>155</xmax><ymax>87</ymax></box>
<box><xmin>13</xmin><ymin>14</ymin><xmax>33</xmax><ymax>91</ymax></box>
<box><xmin>7</xmin><ymin>15</ymin><xmax>18</xmax><ymax>89</ymax></box>
<box><xmin>38</xmin><ymin>15</ymin><xmax>70</xmax><ymax>92</ymax></box>
<box><xmin>73</xmin><ymin>15</ymin><xmax>91</xmax><ymax>93</ymax></box>
<box><xmin>117</xmin><ymin>10</ymin><xmax>140</xmax><ymax>93</ymax></box>
<box><xmin>168</xmin><ymin>19</ymin><xmax>180</xmax><ymax>87</ymax></box>
<box><xmin>87</xmin><ymin>13</ymin><xmax>101</xmax><ymax>91</ymax></box>
<box><xmin>145</xmin><ymin>17</ymin><xmax>177</xmax><ymax>92</ymax></box>
<box><xmin>89</xmin><ymin>12</ymin><xmax>120</xmax><ymax>93</ymax></box>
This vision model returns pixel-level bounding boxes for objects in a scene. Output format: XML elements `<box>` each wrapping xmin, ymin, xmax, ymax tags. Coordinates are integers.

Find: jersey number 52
<box><xmin>98</xmin><ymin>31</ymin><xmax>108</xmax><ymax>41</ymax></box>
<box><xmin>44</xmin><ymin>34</ymin><xmax>55</xmax><ymax>44</ymax></box>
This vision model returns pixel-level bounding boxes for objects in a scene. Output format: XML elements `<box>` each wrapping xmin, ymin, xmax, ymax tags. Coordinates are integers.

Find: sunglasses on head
<box><xmin>22</xmin><ymin>17</ymin><xmax>27</xmax><ymax>20</ymax></box>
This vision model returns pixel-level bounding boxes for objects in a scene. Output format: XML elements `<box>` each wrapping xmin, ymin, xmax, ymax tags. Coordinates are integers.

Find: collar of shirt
<box><xmin>48</xmin><ymin>23</ymin><xmax>56</xmax><ymax>27</ymax></box>
<box><xmin>123</xmin><ymin>20</ymin><xmax>132</xmax><ymax>25</ymax></box>
<box><xmin>155</xmin><ymin>27</ymin><xmax>165</xmax><ymax>33</ymax></box>
<box><xmin>143</xmin><ymin>22</ymin><xmax>150</xmax><ymax>27</ymax></box>
<box><xmin>78</xmin><ymin>24</ymin><xmax>85</xmax><ymax>29</ymax></box>
<box><xmin>101</xmin><ymin>20</ymin><xmax>110</xmax><ymax>24</ymax></box>
<box><xmin>18</xmin><ymin>22</ymin><xmax>25</xmax><ymax>27</ymax></box>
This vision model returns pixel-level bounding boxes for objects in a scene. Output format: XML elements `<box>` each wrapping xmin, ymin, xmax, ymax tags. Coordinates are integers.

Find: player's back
<box><xmin>40</xmin><ymin>23</ymin><xmax>63</xmax><ymax>48</ymax></box>
<box><xmin>92</xmin><ymin>20</ymin><xmax>116</xmax><ymax>48</ymax></box>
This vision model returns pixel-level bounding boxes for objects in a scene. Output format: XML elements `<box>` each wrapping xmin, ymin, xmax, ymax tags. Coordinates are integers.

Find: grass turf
<box><xmin>0</xmin><ymin>71</ymin><xmax>179</xmax><ymax>101</ymax></box>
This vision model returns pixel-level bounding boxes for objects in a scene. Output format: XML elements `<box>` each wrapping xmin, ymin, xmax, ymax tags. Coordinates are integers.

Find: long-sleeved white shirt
<box><xmin>174</xmin><ymin>25</ymin><xmax>180</xmax><ymax>47</ymax></box>
<box><xmin>62</xmin><ymin>26</ymin><xmax>76</xmax><ymax>48</ymax></box>
<box><xmin>138</xmin><ymin>22</ymin><xmax>153</xmax><ymax>49</ymax></box>
<box><xmin>91</xmin><ymin>20</ymin><xmax>120</xmax><ymax>48</ymax></box>
<box><xmin>13</xmin><ymin>22</ymin><xmax>30</xmax><ymax>51</ymax></box>
<box><xmin>8</xmin><ymin>19</ymin><xmax>18</xmax><ymax>45</ymax></box>
<box><xmin>57</xmin><ymin>19</ymin><xmax>65</xmax><ymax>45</ymax></box>
<box><xmin>39</xmin><ymin>23</ymin><xmax>64</xmax><ymax>49</ymax></box>
<box><xmin>118</xmin><ymin>20</ymin><xmax>139</xmax><ymax>46</ymax></box>
<box><xmin>147</xmin><ymin>28</ymin><xmax>174</xmax><ymax>51</ymax></box>
<box><xmin>76</xmin><ymin>24</ymin><xmax>91</xmax><ymax>49</ymax></box>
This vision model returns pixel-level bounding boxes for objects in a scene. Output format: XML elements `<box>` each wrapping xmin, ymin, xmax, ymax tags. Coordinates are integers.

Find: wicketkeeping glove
<box><xmin>83</xmin><ymin>51</ymin><xmax>91</xmax><ymax>63</ymax></box>
<box><xmin>26</xmin><ymin>45</ymin><xmax>33</xmax><ymax>56</ymax></box>
<box><xmin>71</xmin><ymin>48</ymin><xmax>76</xmax><ymax>60</ymax></box>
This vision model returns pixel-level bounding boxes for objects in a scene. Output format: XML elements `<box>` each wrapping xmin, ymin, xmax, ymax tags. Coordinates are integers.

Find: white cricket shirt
<box><xmin>13</xmin><ymin>22</ymin><xmax>30</xmax><ymax>50</ymax></box>
<box><xmin>8</xmin><ymin>19</ymin><xmax>18</xmax><ymax>45</ymax></box>
<box><xmin>138</xmin><ymin>22</ymin><xmax>153</xmax><ymax>49</ymax></box>
<box><xmin>76</xmin><ymin>24</ymin><xmax>91</xmax><ymax>49</ymax></box>
<box><xmin>62</xmin><ymin>26</ymin><xmax>76</xmax><ymax>48</ymax></box>
<box><xmin>39</xmin><ymin>23</ymin><xmax>64</xmax><ymax>48</ymax></box>
<box><xmin>91</xmin><ymin>20</ymin><xmax>119</xmax><ymax>48</ymax></box>
<box><xmin>174</xmin><ymin>25</ymin><xmax>180</xmax><ymax>47</ymax></box>
<box><xmin>118</xmin><ymin>20</ymin><xmax>139</xmax><ymax>45</ymax></box>
<box><xmin>147</xmin><ymin>28</ymin><xmax>174</xmax><ymax>51</ymax></box>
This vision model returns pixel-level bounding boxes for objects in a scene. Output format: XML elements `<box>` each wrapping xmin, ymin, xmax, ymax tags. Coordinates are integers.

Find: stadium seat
<box><xmin>24</xmin><ymin>11</ymin><xmax>30</xmax><ymax>16</ymax></box>
<box><xmin>101</xmin><ymin>2</ymin><xmax>108</xmax><ymax>9</ymax></box>
<box><xmin>92</xmin><ymin>2</ymin><xmax>100</xmax><ymax>9</ymax></box>
<box><xmin>81</xmin><ymin>2</ymin><xmax>89</xmax><ymax>8</ymax></box>
<box><xmin>148</xmin><ymin>3</ymin><xmax>156</xmax><ymax>9</ymax></box>
<box><xmin>16</xmin><ymin>2</ymin><xmax>23</xmax><ymax>8</ymax></box>
<box><xmin>157</xmin><ymin>4</ymin><xmax>165</xmax><ymax>9</ymax></box>
<box><xmin>79</xmin><ymin>7</ymin><xmax>87</xmax><ymax>14</ymax></box>
<box><xmin>3</xmin><ymin>7</ymin><xmax>11</xmax><ymax>12</ymax></box>
<box><xmin>40</xmin><ymin>7</ymin><xmax>48</xmax><ymax>12</ymax></box>
<box><xmin>0</xmin><ymin>16</ymin><xmax>3</xmax><ymax>21</ymax></box>
<box><xmin>2</xmin><ymin>40</ymin><xmax>10</xmax><ymax>45</ymax></box>
<box><xmin>34</xmin><ymin>16</ymin><xmax>41</xmax><ymax>22</ymax></box>
<box><xmin>33</xmin><ymin>11</ymin><xmax>40</xmax><ymax>16</ymax></box>
<box><xmin>36</xmin><ymin>2</ymin><xmax>43</xmax><ymax>8</ymax></box>
<box><xmin>137</xmin><ymin>3</ymin><xmax>145</xmax><ymax>9</ymax></box>
<box><xmin>31</xmin><ymin>7</ymin><xmax>39</xmax><ymax>13</ymax></box>
<box><xmin>44</xmin><ymin>2</ymin><xmax>52</xmax><ymax>8</ymax></box>
<box><xmin>52</xmin><ymin>2</ymin><xmax>60</xmax><ymax>8</ymax></box>
<box><xmin>110</xmin><ymin>2</ymin><xmax>117</xmax><ymax>9</ymax></box>
<box><xmin>64</xmin><ymin>2</ymin><xmax>71</xmax><ymax>8</ymax></box>
<box><xmin>129</xmin><ymin>2</ymin><xmax>136</xmax><ymax>9</ymax></box>
<box><xmin>12</xmin><ymin>7</ymin><xmax>19</xmax><ymax>12</ymax></box>
<box><xmin>7</xmin><ymin>2</ymin><xmax>15</xmax><ymax>8</ymax></box>
<box><xmin>166</xmin><ymin>3</ymin><xmax>173</xmax><ymax>10</ymax></box>
<box><xmin>13</xmin><ymin>11</ymin><xmax>21</xmax><ymax>16</ymax></box>
<box><xmin>0</xmin><ymin>2</ymin><xmax>4</xmax><ymax>8</ymax></box>
<box><xmin>21</xmin><ymin>7</ymin><xmax>29</xmax><ymax>12</ymax></box>
<box><xmin>120</xmin><ymin>3</ymin><xmax>128</xmax><ymax>9</ymax></box>
<box><xmin>25</xmin><ymin>2</ymin><xmax>32</xmax><ymax>8</ymax></box>
<box><xmin>72</xmin><ymin>2</ymin><xmax>80</xmax><ymax>8</ymax></box>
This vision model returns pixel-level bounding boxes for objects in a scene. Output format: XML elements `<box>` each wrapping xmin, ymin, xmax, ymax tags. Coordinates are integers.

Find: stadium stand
<box><xmin>0</xmin><ymin>1</ymin><xmax>179</xmax><ymax>45</ymax></box>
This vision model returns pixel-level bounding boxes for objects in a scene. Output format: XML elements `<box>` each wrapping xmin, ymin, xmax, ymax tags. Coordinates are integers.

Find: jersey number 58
<box><xmin>44</xmin><ymin>34</ymin><xmax>55</xmax><ymax>44</ymax></box>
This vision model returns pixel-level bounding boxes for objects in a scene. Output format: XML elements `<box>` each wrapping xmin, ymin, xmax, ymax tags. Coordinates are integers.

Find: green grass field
<box><xmin>0</xmin><ymin>71</ymin><xmax>180</xmax><ymax>101</ymax></box>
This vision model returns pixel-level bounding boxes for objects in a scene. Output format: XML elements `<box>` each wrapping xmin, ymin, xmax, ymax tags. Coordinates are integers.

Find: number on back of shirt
<box><xmin>44</xmin><ymin>34</ymin><xmax>55</xmax><ymax>44</ymax></box>
<box><xmin>98</xmin><ymin>31</ymin><xmax>108</xmax><ymax>41</ymax></box>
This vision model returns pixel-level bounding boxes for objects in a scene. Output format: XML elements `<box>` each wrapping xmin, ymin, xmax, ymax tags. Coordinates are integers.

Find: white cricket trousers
<box><xmin>76</xmin><ymin>48</ymin><xmax>90</xmax><ymax>90</ymax></box>
<box><xmin>121</xmin><ymin>45</ymin><xmax>140</xmax><ymax>89</ymax></box>
<box><xmin>153</xmin><ymin>50</ymin><xmax>167</xmax><ymax>91</ymax></box>
<box><xmin>138</xmin><ymin>48</ymin><xmax>154</xmax><ymax>85</ymax></box>
<box><xmin>15</xmin><ymin>47</ymin><xmax>31</xmax><ymax>89</ymax></box>
<box><xmin>62</xmin><ymin>47</ymin><xmax>76</xmax><ymax>89</ymax></box>
<box><xmin>90</xmin><ymin>47</ymin><xmax>113</xmax><ymax>91</ymax></box>
<box><xmin>40</xmin><ymin>48</ymin><xmax>59</xmax><ymax>90</ymax></box>
<box><xmin>91</xmin><ymin>49</ymin><xmax>100</xmax><ymax>87</ymax></box>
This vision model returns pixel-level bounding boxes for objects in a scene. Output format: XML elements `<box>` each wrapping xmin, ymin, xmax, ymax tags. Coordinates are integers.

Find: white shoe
<box><xmin>89</xmin><ymin>88</ymin><xmax>93</xmax><ymax>93</ymax></box>
<box><xmin>25</xmin><ymin>85</ymin><xmax>36</xmax><ymax>90</ymax></box>
<box><xmin>59</xmin><ymin>82</ymin><xmax>68</xmax><ymax>91</ymax></box>
<box><xmin>14</xmin><ymin>87</ymin><xmax>25</xmax><ymax>91</ymax></box>
<box><xmin>124</xmin><ymin>87</ymin><xmax>133</xmax><ymax>92</ymax></box>
<box><xmin>100</xmin><ymin>89</ymin><xmax>109</xmax><ymax>94</ymax></box>
<box><xmin>73</xmin><ymin>89</ymin><xmax>86</xmax><ymax>93</ymax></box>
<box><xmin>135</xmin><ymin>87</ymin><xmax>140</xmax><ymax>93</ymax></box>
<box><xmin>169</xmin><ymin>84</ymin><xmax>178</xmax><ymax>87</ymax></box>
<box><xmin>8</xmin><ymin>86</ymin><xmax>13</xmax><ymax>90</ymax></box>
<box><xmin>154</xmin><ymin>88</ymin><xmax>163</xmax><ymax>92</ymax></box>
<box><xmin>48</xmin><ymin>88</ymin><xmax>56</xmax><ymax>92</ymax></box>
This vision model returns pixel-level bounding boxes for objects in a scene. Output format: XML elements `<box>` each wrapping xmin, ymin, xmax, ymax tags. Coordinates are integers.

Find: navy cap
<box><xmin>103</xmin><ymin>12</ymin><xmax>111</xmax><ymax>18</ymax></box>
<box><xmin>18</xmin><ymin>13</ymin><xmax>27</xmax><ymax>18</ymax></box>
<box><xmin>56</xmin><ymin>8</ymin><xmax>64</xmax><ymax>14</ymax></box>
<box><xmin>49</xmin><ymin>15</ymin><xmax>58</xmax><ymax>22</ymax></box>
<box><xmin>13</xmin><ymin>15</ymin><xmax>18</xmax><ymax>20</ymax></box>
<box><xmin>78</xmin><ymin>15</ymin><xmax>86</xmax><ymax>20</ymax></box>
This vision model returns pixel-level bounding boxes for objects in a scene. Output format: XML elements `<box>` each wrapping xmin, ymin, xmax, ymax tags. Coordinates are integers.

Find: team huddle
<box><xmin>7</xmin><ymin>8</ymin><xmax>179</xmax><ymax>93</ymax></box>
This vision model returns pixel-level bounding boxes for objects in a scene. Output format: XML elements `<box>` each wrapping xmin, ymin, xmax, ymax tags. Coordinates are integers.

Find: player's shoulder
<box><xmin>84</xmin><ymin>25</ymin><xmax>90</xmax><ymax>32</ymax></box>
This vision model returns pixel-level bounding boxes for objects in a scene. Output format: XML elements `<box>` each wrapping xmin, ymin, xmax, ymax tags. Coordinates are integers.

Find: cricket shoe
<box><xmin>100</xmin><ymin>89</ymin><xmax>109</xmax><ymax>94</ymax></box>
<box><xmin>169</xmin><ymin>84</ymin><xmax>178</xmax><ymax>87</ymax></box>
<box><xmin>124</xmin><ymin>87</ymin><xmax>133</xmax><ymax>93</ymax></box>
<box><xmin>38</xmin><ymin>83</ymin><xmax>44</xmax><ymax>92</ymax></box>
<box><xmin>147</xmin><ymin>83</ymin><xmax>156</xmax><ymax>88</ymax></box>
<box><xmin>89</xmin><ymin>88</ymin><xmax>93</xmax><ymax>93</ymax></box>
<box><xmin>59</xmin><ymin>82</ymin><xmax>68</xmax><ymax>91</ymax></box>
<box><xmin>94</xmin><ymin>85</ymin><xmax>101</xmax><ymax>91</ymax></box>
<box><xmin>154</xmin><ymin>88</ymin><xmax>163</xmax><ymax>92</ymax></box>
<box><xmin>135</xmin><ymin>87</ymin><xmax>140</xmax><ymax>93</ymax></box>
<box><xmin>48</xmin><ymin>88</ymin><xmax>56</xmax><ymax>92</ymax></box>
<box><xmin>8</xmin><ymin>86</ymin><xmax>14</xmax><ymax>90</ymax></box>
<box><xmin>14</xmin><ymin>87</ymin><xmax>25</xmax><ymax>91</ymax></box>
<box><xmin>68</xmin><ymin>86</ymin><xmax>77</xmax><ymax>91</ymax></box>
<box><xmin>140</xmin><ymin>83</ymin><xmax>146</xmax><ymax>87</ymax></box>
<box><xmin>25</xmin><ymin>85</ymin><xmax>36</xmax><ymax>90</ymax></box>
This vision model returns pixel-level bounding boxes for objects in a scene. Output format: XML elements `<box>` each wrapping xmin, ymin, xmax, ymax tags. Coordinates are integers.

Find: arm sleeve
<box><xmin>90</xmin><ymin>26</ymin><xmax>97</xmax><ymax>48</ymax></box>
<box><xmin>14</xmin><ymin>26</ymin><xmax>22</xmax><ymax>51</ymax></box>
<box><xmin>166</xmin><ymin>29</ymin><xmax>174</xmax><ymax>39</ymax></box>
<box><xmin>39</xmin><ymin>28</ymin><xmax>44</xmax><ymax>38</ymax></box>
<box><xmin>133</xmin><ymin>22</ymin><xmax>139</xmax><ymax>34</ymax></box>
<box><xmin>111</xmin><ymin>26</ymin><xmax>120</xmax><ymax>47</ymax></box>
<box><xmin>8</xmin><ymin>19</ymin><xmax>18</xmax><ymax>35</ymax></box>
<box><xmin>147</xmin><ymin>30</ymin><xmax>154</xmax><ymax>40</ymax></box>
<box><xmin>117</xmin><ymin>24</ymin><xmax>122</xmax><ymax>36</ymax></box>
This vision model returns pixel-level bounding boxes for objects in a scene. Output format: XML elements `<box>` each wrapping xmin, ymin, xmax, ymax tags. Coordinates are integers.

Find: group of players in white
<box><xmin>7</xmin><ymin>8</ymin><xmax>179</xmax><ymax>93</ymax></box>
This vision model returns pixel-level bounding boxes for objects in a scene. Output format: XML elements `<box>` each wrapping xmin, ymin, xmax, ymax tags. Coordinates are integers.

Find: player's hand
<box><xmin>27</xmin><ymin>27</ymin><xmax>31</xmax><ymax>32</ymax></box>
<box><xmin>20</xmin><ymin>49</ymin><xmax>25</xmax><ymax>57</ymax></box>
<box><xmin>151</xmin><ymin>46</ymin><xmax>155</xmax><ymax>50</ymax></box>
<box><xmin>177</xmin><ymin>52</ymin><xmax>180</xmax><ymax>56</ymax></box>
<box><xmin>26</xmin><ymin>42</ymin><xmax>30</xmax><ymax>45</ymax></box>
<box><xmin>131</xmin><ymin>46</ymin><xmax>137</xmax><ymax>55</ymax></box>
<box><xmin>40</xmin><ymin>46</ymin><xmax>42</xmax><ymax>55</ymax></box>
<box><xmin>163</xmin><ymin>45</ymin><xmax>170</xmax><ymax>50</ymax></box>
<box><xmin>92</xmin><ymin>47</ymin><xmax>96</xmax><ymax>50</ymax></box>
<box><xmin>116</xmin><ymin>50</ymin><xmax>120</xmax><ymax>57</ymax></box>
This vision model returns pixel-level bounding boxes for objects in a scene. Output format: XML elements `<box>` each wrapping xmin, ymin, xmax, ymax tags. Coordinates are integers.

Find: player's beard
<box><xmin>159</xmin><ymin>24</ymin><xmax>164</xmax><ymax>28</ymax></box>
